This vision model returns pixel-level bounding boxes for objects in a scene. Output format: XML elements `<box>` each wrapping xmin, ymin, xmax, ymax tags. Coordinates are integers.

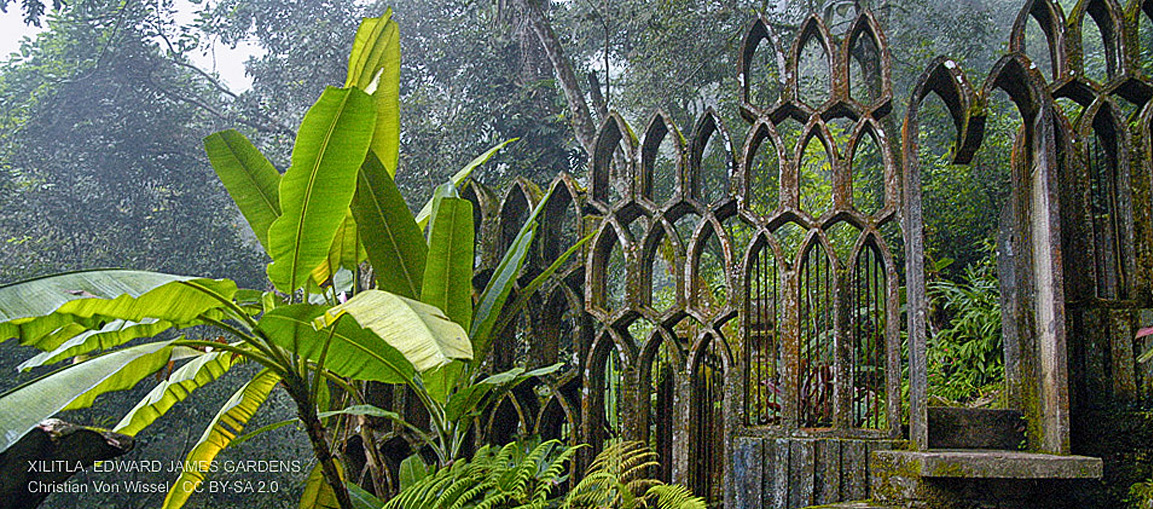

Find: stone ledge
<box><xmin>873</xmin><ymin>449</ymin><xmax>1102</xmax><ymax>479</ymax></box>
<box><xmin>804</xmin><ymin>502</ymin><xmax>901</xmax><ymax>508</ymax></box>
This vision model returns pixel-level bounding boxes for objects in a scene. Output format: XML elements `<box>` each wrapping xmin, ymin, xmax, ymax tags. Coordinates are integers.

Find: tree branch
<box><xmin>516</xmin><ymin>0</ymin><xmax>598</xmax><ymax>155</ymax></box>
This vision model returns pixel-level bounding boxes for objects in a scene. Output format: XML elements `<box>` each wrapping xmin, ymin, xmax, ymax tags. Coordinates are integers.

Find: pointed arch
<box><xmin>789</xmin><ymin>15</ymin><xmax>836</xmax><ymax>108</ymax></box>
<box><xmin>591</xmin><ymin>112</ymin><xmax>638</xmax><ymax>207</ymax></box>
<box><xmin>687</xmin><ymin>219</ymin><xmax>732</xmax><ymax>315</ymax></box>
<box><xmin>638</xmin><ymin>328</ymin><xmax>681</xmax><ymax>482</ymax></box>
<box><xmin>585</xmin><ymin>329</ymin><xmax>631</xmax><ymax>449</ymax></box>
<box><xmin>1067</xmin><ymin>0</ymin><xmax>1125</xmax><ymax>82</ymax></box>
<box><xmin>639</xmin><ymin>111</ymin><xmax>685</xmax><ymax>207</ymax></box>
<box><xmin>689</xmin><ymin>108</ymin><xmax>736</xmax><ymax>207</ymax></box>
<box><xmin>738</xmin><ymin>15</ymin><xmax>786</xmax><ymax>118</ymax></box>
<box><xmin>498</xmin><ymin>178</ymin><xmax>541</xmax><ymax>259</ymax></box>
<box><xmin>687</xmin><ymin>330</ymin><xmax>728</xmax><ymax>504</ymax></box>
<box><xmin>847</xmin><ymin>118</ymin><xmax>896</xmax><ymax>217</ymax></box>
<box><xmin>1010</xmin><ymin>0</ymin><xmax>1068</xmax><ymax>80</ymax></box>
<box><xmin>907</xmin><ymin>57</ymin><xmax>985</xmax><ymax>165</ymax></box>
<box><xmin>743</xmin><ymin>231</ymin><xmax>784</xmax><ymax>426</ymax></box>
<box><xmin>797</xmin><ymin>232</ymin><xmax>836</xmax><ymax>428</ymax></box>
<box><xmin>587</xmin><ymin>221</ymin><xmax>630</xmax><ymax>318</ymax></box>
<box><xmin>848</xmin><ymin>234</ymin><xmax>890</xmax><ymax>430</ymax></box>
<box><xmin>741</xmin><ymin>119</ymin><xmax>784</xmax><ymax>217</ymax></box>
<box><xmin>843</xmin><ymin>11</ymin><xmax>892</xmax><ymax>105</ymax></box>
<box><xmin>541</xmin><ymin>174</ymin><xmax>584</xmax><ymax>270</ymax></box>
<box><xmin>641</xmin><ymin>219</ymin><xmax>683</xmax><ymax>317</ymax></box>
<box><xmin>796</xmin><ymin>121</ymin><xmax>839</xmax><ymax>218</ymax></box>
<box><xmin>1078</xmin><ymin>98</ymin><xmax>1135</xmax><ymax>300</ymax></box>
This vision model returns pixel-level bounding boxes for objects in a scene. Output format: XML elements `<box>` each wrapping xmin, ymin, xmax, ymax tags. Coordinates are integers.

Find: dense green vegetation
<box><xmin>0</xmin><ymin>0</ymin><xmax>1126</xmax><ymax>506</ymax></box>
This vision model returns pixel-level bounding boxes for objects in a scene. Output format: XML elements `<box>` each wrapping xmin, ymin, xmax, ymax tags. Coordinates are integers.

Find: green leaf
<box><xmin>421</xmin><ymin>196</ymin><xmax>474</xmax><ymax>330</ymax></box>
<box><xmin>258</xmin><ymin>304</ymin><xmax>415</xmax><ymax>383</ymax></box>
<box><xmin>164</xmin><ymin>369</ymin><xmax>280</xmax><ymax>509</ymax></box>
<box><xmin>230</xmin><ymin>419</ymin><xmax>297</xmax><ymax>448</ymax></box>
<box><xmin>347</xmin><ymin>482</ymin><xmax>385</xmax><ymax>509</ymax></box>
<box><xmin>422</xmin><ymin>360</ymin><xmax>464</xmax><ymax>405</ymax></box>
<box><xmin>351</xmin><ymin>152</ymin><xmax>427</xmax><ymax>299</ymax></box>
<box><xmin>0</xmin><ymin>340</ymin><xmax>177</xmax><ymax>453</ymax></box>
<box><xmin>0</xmin><ymin>270</ymin><xmax>236</xmax><ymax>347</ymax></box>
<box><xmin>114</xmin><ymin>350</ymin><xmax>241</xmax><ymax>436</ymax></box>
<box><xmin>345</xmin><ymin>10</ymin><xmax>393</xmax><ymax>89</ymax></box>
<box><xmin>414</xmin><ymin>139</ymin><xmax>518</xmax><ymax>229</ymax></box>
<box><xmin>471</xmin><ymin>222</ymin><xmax>535</xmax><ymax>362</ymax></box>
<box><xmin>346</xmin><ymin>11</ymin><xmax>401</xmax><ymax>176</ymax></box>
<box><xmin>18</xmin><ymin>318</ymin><xmax>174</xmax><ymax>371</ymax></box>
<box><xmin>204</xmin><ymin>129</ymin><xmax>282</xmax><ymax>254</ymax></box>
<box><xmin>300</xmin><ymin>459</ymin><xmax>345</xmax><ymax>509</ymax></box>
<box><xmin>317</xmin><ymin>404</ymin><xmax>403</xmax><ymax>420</ymax></box>
<box><xmin>491</xmin><ymin>232</ymin><xmax>593</xmax><ymax>340</ymax></box>
<box><xmin>316</xmin><ymin>290</ymin><xmax>471</xmax><ymax>372</ymax></box>
<box><xmin>444</xmin><ymin>363</ymin><xmax>562</xmax><ymax>423</ymax></box>
<box><xmin>267</xmin><ymin>86</ymin><xmax>377</xmax><ymax>293</ymax></box>
<box><xmin>399</xmin><ymin>453</ymin><xmax>430</xmax><ymax>491</ymax></box>
<box><xmin>310</xmin><ymin>210</ymin><xmax>367</xmax><ymax>286</ymax></box>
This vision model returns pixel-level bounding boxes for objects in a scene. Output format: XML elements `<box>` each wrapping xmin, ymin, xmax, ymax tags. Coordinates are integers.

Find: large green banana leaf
<box><xmin>421</xmin><ymin>196</ymin><xmax>474</xmax><ymax>330</ymax></box>
<box><xmin>0</xmin><ymin>340</ymin><xmax>178</xmax><ymax>453</ymax></box>
<box><xmin>347</xmin><ymin>482</ymin><xmax>385</xmax><ymax>509</ymax></box>
<box><xmin>300</xmin><ymin>458</ymin><xmax>346</xmax><ymax>509</ymax></box>
<box><xmin>344</xmin><ymin>10</ymin><xmax>401</xmax><ymax>176</ymax></box>
<box><xmin>443</xmin><ymin>363</ymin><xmax>562</xmax><ymax>423</ymax></box>
<box><xmin>258</xmin><ymin>304</ymin><xmax>415</xmax><ymax>383</ymax></box>
<box><xmin>204</xmin><ymin>129</ymin><xmax>282</xmax><ymax>254</ymax></box>
<box><xmin>490</xmin><ymin>232</ymin><xmax>593</xmax><ymax>340</ymax></box>
<box><xmin>316</xmin><ymin>290</ymin><xmax>471</xmax><ymax>372</ymax></box>
<box><xmin>266</xmin><ymin>86</ymin><xmax>377</xmax><ymax>293</ymax></box>
<box><xmin>17</xmin><ymin>318</ymin><xmax>174</xmax><ymax>370</ymax></box>
<box><xmin>310</xmin><ymin>210</ymin><xmax>367</xmax><ymax>286</ymax></box>
<box><xmin>163</xmin><ymin>369</ymin><xmax>281</xmax><ymax>509</ymax></box>
<box><xmin>0</xmin><ymin>270</ymin><xmax>235</xmax><ymax>347</ymax></box>
<box><xmin>351</xmin><ymin>152</ymin><xmax>427</xmax><ymax>299</ymax></box>
<box><xmin>114</xmin><ymin>349</ymin><xmax>241</xmax><ymax>436</ymax></box>
<box><xmin>414</xmin><ymin>139</ymin><xmax>517</xmax><ymax>230</ymax></box>
<box><xmin>471</xmin><ymin>181</ymin><xmax>558</xmax><ymax>359</ymax></box>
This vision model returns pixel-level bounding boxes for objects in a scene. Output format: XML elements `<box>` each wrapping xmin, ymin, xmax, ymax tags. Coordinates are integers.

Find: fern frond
<box><xmin>645</xmin><ymin>484</ymin><xmax>707</xmax><ymax>509</ymax></box>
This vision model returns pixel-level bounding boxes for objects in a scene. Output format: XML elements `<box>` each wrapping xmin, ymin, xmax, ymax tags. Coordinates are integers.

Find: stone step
<box><xmin>804</xmin><ymin>502</ymin><xmax>900</xmax><ymax>509</ymax></box>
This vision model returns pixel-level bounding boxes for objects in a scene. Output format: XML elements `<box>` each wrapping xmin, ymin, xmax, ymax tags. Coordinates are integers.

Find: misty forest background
<box><xmin>0</xmin><ymin>0</ymin><xmax>1122</xmax><ymax>506</ymax></box>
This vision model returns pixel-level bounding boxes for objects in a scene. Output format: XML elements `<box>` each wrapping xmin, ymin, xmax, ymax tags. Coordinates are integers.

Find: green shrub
<box><xmin>927</xmin><ymin>255</ymin><xmax>1004</xmax><ymax>405</ymax></box>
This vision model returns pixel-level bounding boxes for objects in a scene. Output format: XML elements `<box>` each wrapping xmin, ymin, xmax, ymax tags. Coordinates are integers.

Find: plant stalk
<box><xmin>287</xmin><ymin>377</ymin><xmax>354</xmax><ymax>509</ymax></box>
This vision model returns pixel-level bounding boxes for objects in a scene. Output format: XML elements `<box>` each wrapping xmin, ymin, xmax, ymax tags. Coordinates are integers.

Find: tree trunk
<box><xmin>515</xmin><ymin>0</ymin><xmax>599</xmax><ymax>156</ymax></box>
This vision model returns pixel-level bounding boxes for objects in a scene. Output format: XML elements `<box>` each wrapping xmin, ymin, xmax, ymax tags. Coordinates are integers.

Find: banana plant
<box><xmin>0</xmin><ymin>9</ymin><xmax>588</xmax><ymax>509</ymax></box>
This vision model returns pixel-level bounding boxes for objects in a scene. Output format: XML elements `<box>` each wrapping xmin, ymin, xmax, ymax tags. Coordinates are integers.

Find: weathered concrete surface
<box><xmin>804</xmin><ymin>502</ymin><xmax>901</xmax><ymax>509</ymax></box>
<box><xmin>870</xmin><ymin>450</ymin><xmax>1104</xmax><ymax>508</ymax></box>
<box><xmin>927</xmin><ymin>408</ymin><xmax>1026</xmax><ymax>450</ymax></box>
<box><xmin>873</xmin><ymin>449</ymin><xmax>1102</xmax><ymax>479</ymax></box>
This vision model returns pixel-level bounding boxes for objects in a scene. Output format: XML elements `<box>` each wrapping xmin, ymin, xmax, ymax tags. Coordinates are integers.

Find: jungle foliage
<box><xmin>0</xmin><ymin>10</ymin><xmax>589</xmax><ymax>509</ymax></box>
<box><xmin>0</xmin><ymin>0</ymin><xmax>1087</xmax><ymax>507</ymax></box>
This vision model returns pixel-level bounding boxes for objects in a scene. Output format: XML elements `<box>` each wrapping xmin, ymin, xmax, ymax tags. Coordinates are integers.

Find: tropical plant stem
<box><xmin>358</xmin><ymin>421</ymin><xmax>388</xmax><ymax>496</ymax></box>
<box><xmin>287</xmin><ymin>375</ymin><xmax>354</xmax><ymax>509</ymax></box>
<box><xmin>170</xmin><ymin>339</ymin><xmax>288</xmax><ymax>378</ymax></box>
<box><xmin>311</xmin><ymin>324</ymin><xmax>338</xmax><ymax>402</ymax></box>
<box><xmin>178</xmin><ymin>280</ymin><xmax>260</xmax><ymax>330</ymax></box>
<box><xmin>198</xmin><ymin>314</ymin><xmax>282</xmax><ymax>365</ymax></box>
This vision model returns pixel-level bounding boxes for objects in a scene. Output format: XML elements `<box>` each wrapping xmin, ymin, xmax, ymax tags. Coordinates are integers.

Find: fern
<box><xmin>384</xmin><ymin>439</ymin><xmax>703</xmax><ymax>509</ymax></box>
<box><xmin>563</xmin><ymin>440</ymin><xmax>705</xmax><ymax>509</ymax></box>
<box><xmin>384</xmin><ymin>439</ymin><xmax>578</xmax><ymax>509</ymax></box>
<box><xmin>645</xmin><ymin>485</ymin><xmax>707</xmax><ymax>509</ymax></box>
